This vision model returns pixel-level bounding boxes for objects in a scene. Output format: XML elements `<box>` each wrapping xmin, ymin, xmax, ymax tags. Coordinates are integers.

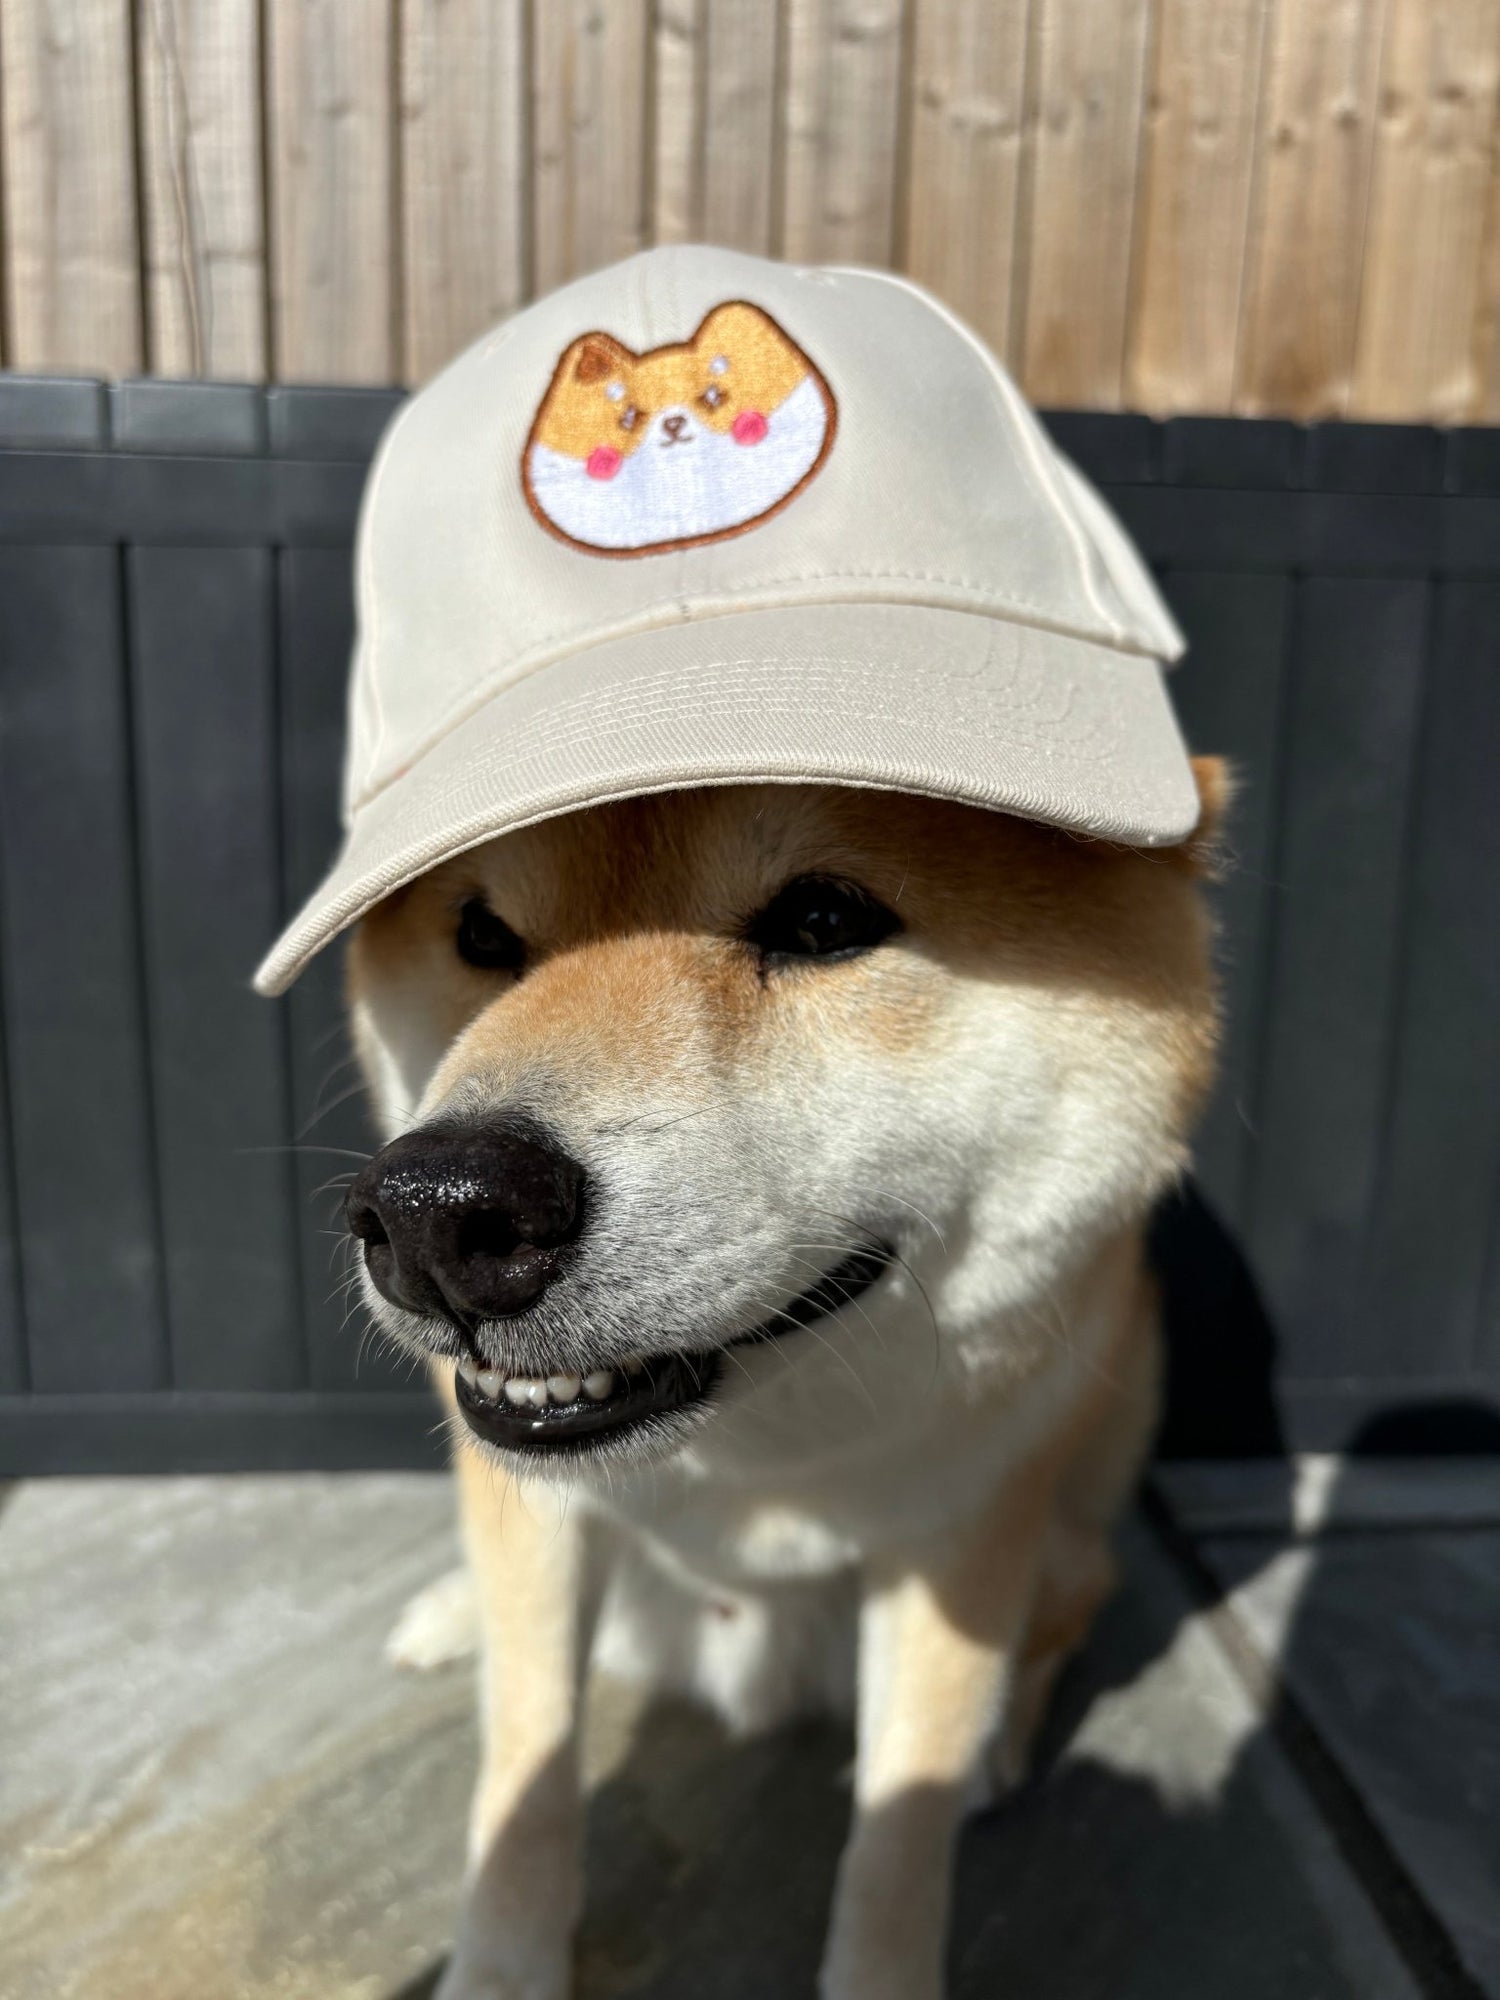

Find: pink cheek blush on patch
<box><xmin>732</xmin><ymin>410</ymin><xmax>769</xmax><ymax>446</ymax></box>
<box><xmin>586</xmin><ymin>445</ymin><xmax>622</xmax><ymax>481</ymax></box>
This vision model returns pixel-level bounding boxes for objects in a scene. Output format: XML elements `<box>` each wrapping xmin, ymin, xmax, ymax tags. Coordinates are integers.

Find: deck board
<box><xmin>0</xmin><ymin>1471</ymin><xmax>1440</xmax><ymax>1998</ymax></box>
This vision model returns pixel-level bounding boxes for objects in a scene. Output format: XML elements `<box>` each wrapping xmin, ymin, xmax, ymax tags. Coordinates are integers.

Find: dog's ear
<box><xmin>571</xmin><ymin>332</ymin><xmax>633</xmax><ymax>384</ymax></box>
<box><xmin>1180</xmin><ymin>755</ymin><xmax>1234</xmax><ymax>877</ymax></box>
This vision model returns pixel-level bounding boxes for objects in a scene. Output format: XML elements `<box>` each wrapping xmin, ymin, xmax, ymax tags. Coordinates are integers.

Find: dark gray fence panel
<box><xmin>277</xmin><ymin>545</ymin><xmax>394</xmax><ymax>1391</ymax></box>
<box><xmin>1358</xmin><ymin>576</ymin><xmax>1500</xmax><ymax>1382</ymax></box>
<box><xmin>0</xmin><ymin>1389</ymin><xmax>440</xmax><ymax>1474</ymax></box>
<box><xmin>1156</xmin><ymin>570</ymin><xmax>1290</xmax><ymax>1234</ymax></box>
<box><xmin>1308</xmin><ymin>422</ymin><xmax>1442</xmax><ymax>491</ymax></box>
<box><xmin>0</xmin><ymin>950</ymin><xmax>24</xmax><ymax>1392</ymax></box>
<box><xmin>1248</xmin><ymin>577</ymin><xmax>1429</xmax><ymax>1383</ymax></box>
<box><xmin>1485</xmin><ymin>1181</ymin><xmax>1500</xmax><ymax>1384</ymax></box>
<box><xmin>0</xmin><ymin>545</ymin><xmax>166</xmax><ymax>1392</ymax></box>
<box><xmin>0</xmin><ymin>385</ymin><xmax>1496</xmax><ymax>1469</ymax></box>
<box><xmin>0</xmin><ymin>455</ymin><xmax>367</xmax><ymax>548</ymax></box>
<box><xmin>128</xmin><ymin>546</ymin><xmax>304</xmax><ymax>1391</ymax></box>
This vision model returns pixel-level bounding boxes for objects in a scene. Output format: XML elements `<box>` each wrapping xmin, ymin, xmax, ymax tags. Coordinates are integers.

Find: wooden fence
<box><xmin>2</xmin><ymin>0</ymin><xmax>1500</xmax><ymax>419</ymax></box>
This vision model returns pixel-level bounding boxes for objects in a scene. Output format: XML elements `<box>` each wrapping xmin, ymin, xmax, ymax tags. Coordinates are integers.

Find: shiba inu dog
<box><xmin>344</xmin><ymin>771</ymin><xmax>1223</xmax><ymax>2000</ymax></box>
<box><xmin>522</xmin><ymin>302</ymin><xmax>835</xmax><ymax>555</ymax></box>
<box><xmin>256</xmin><ymin>241</ymin><xmax>1215</xmax><ymax>1998</ymax></box>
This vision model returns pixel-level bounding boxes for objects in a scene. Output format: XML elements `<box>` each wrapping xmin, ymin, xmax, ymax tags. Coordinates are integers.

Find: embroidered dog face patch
<box><xmin>522</xmin><ymin>301</ymin><xmax>836</xmax><ymax>557</ymax></box>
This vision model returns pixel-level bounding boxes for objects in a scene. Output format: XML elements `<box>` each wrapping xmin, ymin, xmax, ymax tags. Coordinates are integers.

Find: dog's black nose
<box><xmin>345</xmin><ymin>1123</ymin><xmax>585</xmax><ymax>1325</ymax></box>
<box><xmin>662</xmin><ymin>411</ymin><xmax>688</xmax><ymax>440</ymax></box>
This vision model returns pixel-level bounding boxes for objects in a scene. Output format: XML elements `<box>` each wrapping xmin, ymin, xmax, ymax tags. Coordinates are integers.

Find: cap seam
<box><xmin>822</xmin><ymin>264</ymin><xmax>1132</xmax><ymax>645</ymax></box>
<box><xmin>348</xmin><ymin>582</ymin><xmax>1165</xmax><ymax>814</ymax></box>
<box><xmin>991</xmin><ymin>371</ymin><xmax>1124</xmax><ymax>643</ymax></box>
<box><xmin>451</xmin><ymin>666</ymin><xmax>1130</xmax><ymax>772</ymax></box>
<box><xmin>350</xmin><ymin>386</ymin><xmax>428</xmax><ymax>812</ymax></box>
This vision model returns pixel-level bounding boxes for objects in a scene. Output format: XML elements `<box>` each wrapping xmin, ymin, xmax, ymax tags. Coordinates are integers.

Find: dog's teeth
<box><xmin>546</xmin><ymin>1372</ymin><xmax>581</xmax><ymax>1404</ymax></box>
<box><xmin>502</xmin><ymin>1378</ymin><xmax>531</xmax><ymax>1407</ymax></box>
<box><xmin>523</xmin><ymin>1379</ymin><xmax>549</xmax><ymax>1408</ymax></box>
<box><xmin>583</xmin><ymin>1370</ymin><xmax>615</xmax><ymax>1401</ymax></box>
<box><xmin>457</xmin><ymin>1358</ymin><xmax>479</xmax><ymax>1386</ymax></box>
<box><xmin>622</xmin><ymin>1353</ymin><xmax>645</xmax><ymax>1375</ymax></box>
<box><xmin>476</xmin><ymin>1368</ymin><xmax>502</xmax><ymax>1400</ymax></box>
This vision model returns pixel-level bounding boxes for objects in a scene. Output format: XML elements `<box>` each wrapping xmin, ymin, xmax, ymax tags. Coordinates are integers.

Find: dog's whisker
<box><xmin>295</xmin><ymin>1077</ymin><xmax>375</xmax><ymax>1140</ymax></box>
<box><xmin>803</xmin><ymin>1273</ymin><xmax>891</xmax><ymax>1368</ymax></box>
<box><xmin>742</xmin><ymin>1291</ymin><xmax>881</xmax><ymax>1415</ymax></box>
<box><xmin>310</xmin><ymin>1184</ymin><xmax>359</xmax><ymax>1211</ymax></box>
<box><xmin>856</xmin><ymin>1189</ymin><xmax>946</xmax><ymax>1249</ymax></box>
<box><xmin>883</xmin><ymin>1244</ymin><xmax>942</xmax><ymax>1386</ymax></box>
<box><xmin>308</xmin><ymin>1018</ymin><xmax>353</xmax><ymax>1057</ymax></box>
<box><xmin>806</xmin><ymin>1210</ymin><xmax>942</xmax><ymax>1375</ymax></box>
<box><xmin>593</xmin><ymin>1103</ymin><xmax>714</xmax><ymax>1140</ymax></box>
<box><xmin>777</xmin><ymin>1246</ymin><xmax>894</xmax><ymax>1361</ymax></box>
<box><xmin>307</xmin><ymin>1045</ymin><xmax>362</xmax><ymax>1093</ymax></box>
<box><xmin>234</xmin><ymin>1143</ymin><xmax>372</xmax><ymax>1168</ymax></box>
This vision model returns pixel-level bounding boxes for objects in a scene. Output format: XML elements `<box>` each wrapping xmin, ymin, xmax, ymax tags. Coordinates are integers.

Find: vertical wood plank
<box><xmin>902</xmin><ymin>0</ymin><xmax>1030</xmax><ymax>361</ymax></box>
<box><xmin>1234</xmin><ymin>0</ymin><xmax>1387</xmax><ymax>418</ymax></box>
<box><xmin>1126</xmin><ymin>0</ymin><xmax>1272</xmax><ymax>414</ymax></box>
<box><xmin>136</xmin><ymin>0</ymin><xmax>268</xmax><ymax>380</ymax></box>
<box><xmin>531</xmin><ymin>0</ymin><xmax>650</xmax><ymax>295</ymax></box>
<box><xmin>0</xmin><ymin>547</ymin><xmax>165</xmax><ymax>1393</ymax></box>
<box><xmin>1474</xmin><ymin>140</ymin><xmax>1500</xmax><ymax>421</ymax></box>
<box><xmin>129</xmin><ymin>547</ymin><xmax>303</xmax><ymax>1391</ymax></box>
<box><xmin>700</xmin><ymin>0</ymin><xmax>781</xmax><ymax>252</ymax></box>
<box><xmin>0</xmin><ymin>0</ymin><xmax>142</xmax><ymax>374</ymax></box>
<box><xmin>652</xmin><ymin>0</ymin><xmax>703</xmax><ymax>243</ymax></box>
<box><xmin>649</xmin><ymin>0</ymin><xmax>785</xmax><ymax>251</ymax></box>
<box><xmin>1021</xmin><ymin>0</ymin><xmax>1151</xmax><ymax>406</ymax></box>
<box><xmin>1349</xmin><ymin>0</ymin><xmax>1500</xmax><ymax>421</ymax></box>
<box><xmin>266</xmin><ymin>0</ymin><xmax>396</xmax><ymax>384</ymax></box>
<box><xmin>781</xmin><ymin>0</ymin><xmax>907</xmax><ymax>266</ymax></box>
<box><xmin>401</xmin><ymin>0</ymin><xmax>528</xmax><ymax>385</ymax></box>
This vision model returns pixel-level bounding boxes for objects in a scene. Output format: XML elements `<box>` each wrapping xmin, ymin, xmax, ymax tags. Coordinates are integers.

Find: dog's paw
<box><xmin>386</xmin><ymin>1566</ymin><xmax>478</xmax><ymax>1671</ymax></box>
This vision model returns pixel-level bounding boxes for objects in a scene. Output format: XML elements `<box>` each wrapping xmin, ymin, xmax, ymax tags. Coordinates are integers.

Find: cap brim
<box><xmin>255</xmin><ymin>601</ymin><xmax>1197</xmax><ymax>995</ymax></box>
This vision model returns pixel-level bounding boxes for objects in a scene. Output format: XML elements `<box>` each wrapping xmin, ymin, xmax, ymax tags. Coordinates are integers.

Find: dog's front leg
<box><xmin>436</xmin><ymin>1442</ymin><xmax>604</xmax><ymax>2000</ymax></box>
<box><xmin>820</xmin><ymin>1482</ymin><xmax>1052</xmax><ymax>2000</ymax></box>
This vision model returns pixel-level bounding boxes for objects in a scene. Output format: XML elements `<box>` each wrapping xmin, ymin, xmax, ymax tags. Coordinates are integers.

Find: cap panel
<box><xmin>347</xmin><ymin>248</ymin><xmax>1177</xmax><ymax>813</ymax></box>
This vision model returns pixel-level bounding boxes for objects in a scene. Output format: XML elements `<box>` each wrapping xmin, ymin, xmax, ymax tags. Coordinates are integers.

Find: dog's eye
<box><xmin>456</xmin><ymin>898</ymin><xmax>525</xmax><ymax>974</ymax></box>
<box><xmin>700</xmin><ymin>383</ymin><xmax>726</xmax><ymax>410</ymax></box>
<box><xmin>746</xmin><ymin>876</ymin><xmax>901</xmax><ymax>966</ymax></box>
<box><xmin>619</xmin><ymin>403</ymin><xmax>643</xmax><ymax>432</ymax></box>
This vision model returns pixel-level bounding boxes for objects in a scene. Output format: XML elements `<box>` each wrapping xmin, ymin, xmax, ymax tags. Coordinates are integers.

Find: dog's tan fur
<box><xmin>348</xmin><ymin>772</ymin><xmax>1223</xmax><ymax>1999</ymax></box>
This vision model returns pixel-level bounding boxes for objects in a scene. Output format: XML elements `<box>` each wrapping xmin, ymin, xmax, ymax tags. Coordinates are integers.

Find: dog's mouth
<box><xmin>452</xmin><ymin>1242</ymin><xmax>892</xmax><ymax>1457</ymax></box>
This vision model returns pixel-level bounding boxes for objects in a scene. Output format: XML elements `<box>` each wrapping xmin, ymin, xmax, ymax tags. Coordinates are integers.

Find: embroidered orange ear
<box><xmin>573</xmin><ymin>335</ymin><xmax>631</xmax><ymax>384</ymax></box>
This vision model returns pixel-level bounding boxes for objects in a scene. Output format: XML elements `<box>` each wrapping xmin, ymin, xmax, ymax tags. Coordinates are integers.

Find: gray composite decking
<box><xmin>2</xmin><ymin>1460</ymin><xmax>1494</xmax><ymax>2000</ymax></box>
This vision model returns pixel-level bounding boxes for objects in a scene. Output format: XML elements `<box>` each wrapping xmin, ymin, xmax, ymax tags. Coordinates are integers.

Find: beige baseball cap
<box><xmin>255</xmin><ymin>243</ymin><xmax>1193</xmax><ymax>996</ymax></box>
